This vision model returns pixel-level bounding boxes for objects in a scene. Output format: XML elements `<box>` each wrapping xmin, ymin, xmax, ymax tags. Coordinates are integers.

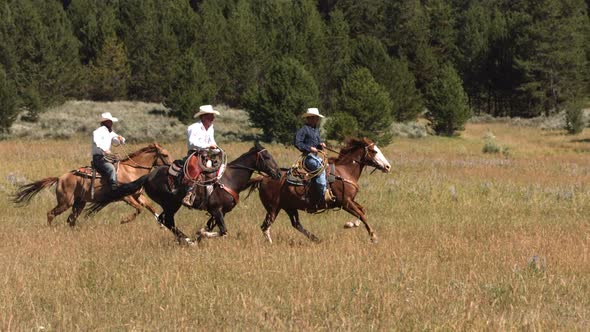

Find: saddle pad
<box><xmin>72</xmin><ymin>167</ymin><xmax>101</xmax><ymax>179</ymax></box>
<box><xmin>286</xmin><ymin>164</ymin><xmax>336</xmax><ymax>186</ymax></box>
<box><xmin>286</xmin><ymin>169</ymin><xmax>305</xmax><ymax>186</ymax></box>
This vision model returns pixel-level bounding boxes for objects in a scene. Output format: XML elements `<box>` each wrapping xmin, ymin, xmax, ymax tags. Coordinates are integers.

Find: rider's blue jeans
<box><xmin>92</xmin><ymin>154</ymin><xmax>117</xmax><ymax>188</ymax></box>
<box><xmin>304</xmin><ymin>153</ymin><xmax>326</xmax><ymax>201</ymax></box>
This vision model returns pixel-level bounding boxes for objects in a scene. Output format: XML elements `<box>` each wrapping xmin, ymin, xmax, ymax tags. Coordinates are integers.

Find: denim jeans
<box><xmin>92</xmin><ymin>155</ymin><xmax>117</xmax><ymax>187</ymax></box>
<box><xmin>304</xmin><ymin>153</ymin><xmax>326</xmax><ymax>200</ymax></box>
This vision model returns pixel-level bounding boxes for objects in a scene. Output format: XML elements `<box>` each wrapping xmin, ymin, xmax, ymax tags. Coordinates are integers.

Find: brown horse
<box><xmin>247</xmin><ymin>138</ymin><xmax>391</xmax><ymax>243</ymax></box>
<box><xmin>86</xmin><ymin>142</ymin><xmax>282</xmax><ymax>245</ymax></box>
<box><xmin>13</xmin><ymin>143</ymin><xmax>173</xmax><ymax>226</ymax></box>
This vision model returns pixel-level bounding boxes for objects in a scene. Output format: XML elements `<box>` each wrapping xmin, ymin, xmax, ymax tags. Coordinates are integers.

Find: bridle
<box><xmin>228</xmin><ymin>148</ymin><xmax>278</xmax><ymax>178</ymax></box>
<box><xmin>325</xmin><ymin>143</ymin><xmax>383</xmax><ymax>171</ymax></box>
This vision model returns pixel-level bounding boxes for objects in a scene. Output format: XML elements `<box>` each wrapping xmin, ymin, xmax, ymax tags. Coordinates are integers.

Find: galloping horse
<box><xmin>87</xmin><ymin>142</ymin><xmax>281</xmax><ymax>244</ymax></box>
<box><xmin>13</xmin><ymin>143</ymin><xmax>173</xmax><ymax>226</ymax></box>
<box><xmin>247</xmin><ymin>138</ymin><xmax>391</xmax><ymax>243</ymax></box>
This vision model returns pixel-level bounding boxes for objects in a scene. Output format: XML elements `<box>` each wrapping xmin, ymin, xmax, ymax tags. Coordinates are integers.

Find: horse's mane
<box><xmin>121</xmin><ymin>143</ymin><xmax>161</xmax><ymax>161</ymax></box>
<box><xmin>228</xmin><ymin>143</ymin><xmax>264</xmax><ymax>165</ymax></box>
<box><xmin>330</xmin><ymin>137</ymin><xmax>373</xmax><ymax>163</ymax></box>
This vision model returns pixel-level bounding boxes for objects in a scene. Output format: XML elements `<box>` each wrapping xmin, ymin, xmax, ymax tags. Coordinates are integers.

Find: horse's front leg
<box><xmin>342</xmin><ymin>199</ymin><xmax>377</xmax><ymax>243</ymax></box>
<box><xmin>196</xmin><ymin>216</ymin><xmax>217</xmax><ymax>241</ymax></box>
<box><xmin>197</xmin><ymin>211</ymin><xmax>226</xmax><ymax>240</ymax></box>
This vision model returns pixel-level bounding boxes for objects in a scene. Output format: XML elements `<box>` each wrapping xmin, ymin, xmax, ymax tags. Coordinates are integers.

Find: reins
<box><xmin>118</xmin><ymin>145</ymin><xmax>170</xmax><ymax>169</ymax></box>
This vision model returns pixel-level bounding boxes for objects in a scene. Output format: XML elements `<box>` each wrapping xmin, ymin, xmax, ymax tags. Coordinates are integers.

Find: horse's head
<box><xmin>342</xmin><ymin>138</ymin><xmax>391</xmax><ymax>173</ymax></box>
<box><xmin>148</xmin><ymin>143</ymin><xmax>173</xmax><ymax>167</ymax></box>
<box><xmin>252</xmin><ymin>141</ymin><xmax>281</xmax><ymax>179</ymax></box>
<box><xmin>360</xmin><ymin>138</ymin><xmax>391</xmax><ymax>173</ymax></box>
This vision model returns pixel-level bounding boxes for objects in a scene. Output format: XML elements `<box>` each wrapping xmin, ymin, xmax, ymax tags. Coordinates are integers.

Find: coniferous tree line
<box><xmin>0</xmin><ymin>0</ymin><xmax>588</xmax><ymax>142</ymax></box>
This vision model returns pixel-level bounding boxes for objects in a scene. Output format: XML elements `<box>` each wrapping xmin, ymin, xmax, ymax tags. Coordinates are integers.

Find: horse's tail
<box><xmin>85</xmin><ymin>174</ymin><xmax>149</xmax><ymax>216</ymax></box>
<box><xmin>244</xmin><ymin>175</ymin><xmax>264</xmax><ymax>200</ymax></box>
<box><xmin>12</xmin><ymin>177</ymin><xmax>59</xmax><ymax>205</ymax></box>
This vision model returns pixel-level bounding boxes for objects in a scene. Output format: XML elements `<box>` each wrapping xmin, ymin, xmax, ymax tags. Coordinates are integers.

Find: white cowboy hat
<box><xmin>302</xmin><ymin>108</ymin><xmax>324</xmax><ymax>118</ymax></box>
<box><xmin>99</xmin><ymin>112</ymin><xmax>118</xmax><ymax>122</ymax></box>
<box><xmin>194</xmin><ymin>105</ymin><xmax>220</xmax><ymax>118</ymax></box>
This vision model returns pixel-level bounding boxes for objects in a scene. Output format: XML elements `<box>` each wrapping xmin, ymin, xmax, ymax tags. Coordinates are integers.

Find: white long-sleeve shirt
<box><xmin>92</xmin><ymin>126</ymin><xmax>125</xmax><ymax>155</ymax></box>
<box><xmin>187</xmin><ymin>121</ymin><xmax>216</xmax><ymax>151</ymax></box>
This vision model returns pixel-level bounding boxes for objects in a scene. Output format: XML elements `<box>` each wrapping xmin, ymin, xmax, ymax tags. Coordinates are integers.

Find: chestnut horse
<box><xmin>87</xmin><ymin>142</ymin><xmax>281</xmax><ymax>244</ymax></box>
<box><xmin>247</xmin><ymin>138</ymin><xmax>391</xmax><ymax>243</ymax></box>
<box><xmin>13</xmin><ymin>143</ymin><xmax>173</xmax><ymax>226</ymax></box>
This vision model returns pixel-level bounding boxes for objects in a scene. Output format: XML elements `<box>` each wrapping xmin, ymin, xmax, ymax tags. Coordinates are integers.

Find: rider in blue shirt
<box><xmin>294</xmin><ymin>108</ymin><xmax>328</xmax><ymax>208</ymax></box>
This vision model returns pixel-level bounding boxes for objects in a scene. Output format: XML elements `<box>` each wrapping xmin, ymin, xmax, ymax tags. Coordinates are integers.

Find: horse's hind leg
<box><xmin>66</xmin><ymin>200</ymin><xmax>86</xmax><ymax>227</ymax></box>
<box><xmin>260</xmin><ymin>211</ymin><xmax>279</xmax><ymax>243</ymax></box>
<box><xmin>343</xmin><ymin>200</ymin><xmax>377</xmax><ymax>243</ymax></box>
<box><xmin>47</xmin><ymin>193</ymin><xmax>72</xmax><ymax>226</ymax></box>
<box><xmin>286</xmin><ymin>209</ymin><xmax>320</xmax><ymax>243</ymax></box>
<box><xmin>119</xmin><ymin>196</ymin><xmax>143</xmax><ymax>224</ymax></box>
<box><xmin>138</xmin><ymin>194</ymin><xmax>160</xmax><ymax>221</ymax></box>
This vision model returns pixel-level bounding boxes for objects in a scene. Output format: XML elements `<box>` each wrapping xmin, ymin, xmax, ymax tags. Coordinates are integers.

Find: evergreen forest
<box><xmin>0</xmin><ymin>0</ymin><xmax>589</xmax><ymax>143</ymax></box>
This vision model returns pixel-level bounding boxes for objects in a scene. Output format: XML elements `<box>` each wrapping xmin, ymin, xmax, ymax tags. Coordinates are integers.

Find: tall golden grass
<box><xmin>1</xmin><ymin>123</ymin><xmax>589</xmax><ymax>330</ymax></box>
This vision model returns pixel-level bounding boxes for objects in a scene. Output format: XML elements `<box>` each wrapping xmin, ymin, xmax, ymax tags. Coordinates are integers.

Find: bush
<box><xmin>325</xmin><ymin>112</ymin><xmax>359</xmax><ymax>142</ymax></box>
<box><xmin>425</xmin><ymin>64</ymin><xmax>471</xmax><ymax>136</ymax></box>
<box><xmin>243</xmin><ymin>57</ymin><xmax>320</xmax><ymax>144</ymax></box>
<box><xmin>565</xmin><ymin>100</ymin><xmax>585</xmax><ymax>134</ymax></box>
<box><xmin>336</xmin><ymin>67</ymin><xmax>394</xmax><ymax>145</ymax></box>
<box><xmin>164</xmin><ymin>54</ymin><xmax>216</xmax><ymax>124</ymax></box>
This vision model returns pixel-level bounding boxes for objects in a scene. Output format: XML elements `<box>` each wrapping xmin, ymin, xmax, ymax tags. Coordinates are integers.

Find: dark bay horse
<box><xmin>13</xmin><ymin>143</ymin><xmax>173</xmax><ymax>226</ymax></box>
<box><xmin>247</xmin><ymin>138</ymin><xmax>391</xmax><ymax>243</ymax></box>
<box><xmin>87</xmin><ymin>142</ymin><xmax>281</xmax><ymax>244</ymax></box>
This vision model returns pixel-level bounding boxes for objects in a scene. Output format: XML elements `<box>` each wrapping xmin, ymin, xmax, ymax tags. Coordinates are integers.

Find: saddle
<box><xmin>286</xmin><ymin>163</ymin><xmax>336</xmax><ymax>210</ymax></box>
<box><xmin>167</xmin><ymin>149</ymin><xmax>226</xmax><ymax>209</ymax></box>
<box><xmin>72</xmin><ymin>161</ymin><xmax>120</xmax><ymax>199</ymax></box>
<box><xmin>286</xmin><ymin>163</ymin><xmax>336</xmax><ymax>186</ymax></box>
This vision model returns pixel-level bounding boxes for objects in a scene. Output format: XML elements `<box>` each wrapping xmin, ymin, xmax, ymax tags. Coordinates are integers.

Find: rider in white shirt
<box><xmin>183</xmin><ymin>105</ymin><xmax>220</xmax><ymax>206</ymax></box>
<box><xmin>92</xmin><ymin>112</ymin><xmax>125</xmax><ymax>191</ymax></box>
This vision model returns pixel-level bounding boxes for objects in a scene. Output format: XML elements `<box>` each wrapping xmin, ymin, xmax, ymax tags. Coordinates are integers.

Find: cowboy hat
<box><xmin>99</xmin><ymin>112</ymin><xmax>118</xmax><ymax>122</ymax></box>
<box><xmin>194</xmin><ymin>105</ymin><xmax>220</xmax><ymax>118</ymax></box>
<box><xmin>302</xmin><ymin>108</ymin><xmax>324</xmax><ymax>118</ymax></box>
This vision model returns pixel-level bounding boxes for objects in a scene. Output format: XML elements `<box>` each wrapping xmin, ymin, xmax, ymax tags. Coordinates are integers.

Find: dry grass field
<box><xmin>1</xmin><ymin>123</ymin><xmax>590</xmax><ymax>330</ymax></box>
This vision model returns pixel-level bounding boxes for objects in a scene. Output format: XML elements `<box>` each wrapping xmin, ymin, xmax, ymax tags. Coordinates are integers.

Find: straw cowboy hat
<box><xmin>302</xmin><ymin>108</ymin><xmax>324</xmax><ymax>118</ymax></box>
<box><xmin>194</xmin><ymin>105</ymin><xmax>220</xmax><ymax>118</ymax></box>
<box><xmin>99</xmin><ymin>112</ymin><xmax>118</xmax><ymax>122</ymax></box>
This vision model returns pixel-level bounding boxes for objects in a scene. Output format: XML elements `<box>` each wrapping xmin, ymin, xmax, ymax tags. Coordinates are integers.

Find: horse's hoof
<box><xmin>344</xmin><ymin>219</ymin><xmax>361</xmax><ymax>228</ymax></box>
<box><xmin>179</xmin><ymin>237</ymin><xmax>194</xmax><ymax>246</ymax></box>
<box><xmin>370</xmin><ymin>237</ymin><xmax>379</xmax><ymax>244</ymax></box>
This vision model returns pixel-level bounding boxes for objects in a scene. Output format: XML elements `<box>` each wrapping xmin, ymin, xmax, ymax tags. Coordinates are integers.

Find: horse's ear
<box><xmin>254</xmin><ymin>140</ymin><xmax>262</xmax><ymax>150</ymax></box>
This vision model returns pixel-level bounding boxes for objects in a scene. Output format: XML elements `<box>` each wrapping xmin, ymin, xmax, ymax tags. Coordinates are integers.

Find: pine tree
<box><xmin>225</xmin><ymin>0</ymin><xmax>262</xmax><ymax>106</ymax></box>
<box><xmin>9</xmin><ymin>0</ymin><xmax>81</xmax><ymax>117</ymax></box>
<box><xmin>164</xmin><ymin>51</ymin><xmax>216</xmax><ymax>124</ymax></box>
<box><xmin>322</xmin><ymin>9</ymin><xmax>353</xmax><ymax>112</ymax></box>
<box><xmin>0</xmin><ymin>64</ymin><xmax>18</xmax><ymax>133</ymax></box>
<box><xmin>88</xmin><ymin>35</ymin><xmax>131</xmax><ymax>101</ymax></box>
<box><xmin>513</xmin><ymin>0</ymin><xmax>589</xmax><ymax>115</ymax></box>
<box><xmin>119</xmin><ymin>0</ymin><xmax>194</xmax><ymax>101</ymax></box>
<box><xmin>352</xmin><ymin>36</ymin><xmax>423</xmax><ymax>122</ymax></box>
<box><xmin>425</xmin><ymin>0</ymin><xmax>458</xmax><ymax>64</ymax></box>
<box><xmin>425</xmin><ymin>64</ymin><xmax>471</xmax><ymax>136</ymax></box>
<box><xmin>244</xmin><ymin>58</ymin><xmax>320</xmax><ymax>144</ymax></box>
<box><xmin>194</xmin><ymin>0</ymin><xmax>232</xmax><ymax>102</ymax></box>
<box><xmin>334</xmin><ymin>0</ymin><xmax>386</xmax><ymax>38</ymax></box>
<box><xmin>66</xmin><ymin>0</ymin><xmax>119</xmax><ymax>65</ymax></box>
<box><xmin>335</xmin><ymin>67</ymin><xmax>394</xmax><ymax>145</ymax></box>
